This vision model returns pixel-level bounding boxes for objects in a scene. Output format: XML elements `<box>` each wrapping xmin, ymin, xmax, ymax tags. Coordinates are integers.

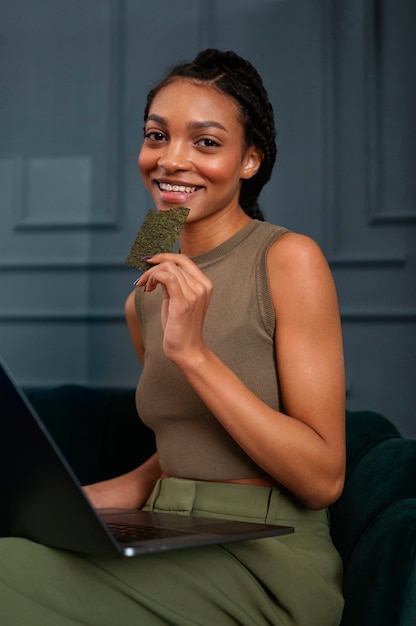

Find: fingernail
<box><xmin>133</xmin><ymin>277</ymin><xmax>141</xmax><ymax>286</ymax></box>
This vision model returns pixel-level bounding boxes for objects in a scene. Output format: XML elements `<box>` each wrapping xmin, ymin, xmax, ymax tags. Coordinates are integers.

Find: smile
<box><xmin>158</xmin><ymin>182</ymin><xmax>201</xmax><ymax>193</ymax></box>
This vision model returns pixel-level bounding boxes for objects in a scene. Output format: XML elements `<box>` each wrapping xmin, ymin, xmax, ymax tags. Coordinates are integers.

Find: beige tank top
<box><xmin>135</xmin><ymin>220</ymin><xmax>288</xmax><ymax>480</ymax></box>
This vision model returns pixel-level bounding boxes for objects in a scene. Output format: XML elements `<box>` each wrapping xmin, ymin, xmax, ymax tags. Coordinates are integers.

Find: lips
<box><xmin>157</xmin><ymin>181</ymin><xmax>202</xmax><ymax>194</ymax></box>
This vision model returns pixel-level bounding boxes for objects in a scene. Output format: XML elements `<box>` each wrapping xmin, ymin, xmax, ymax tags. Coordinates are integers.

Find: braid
<box><xmin>144</xmin><ymin>49</ymin><xmax>277</xmax><ymax>220</ymax></box>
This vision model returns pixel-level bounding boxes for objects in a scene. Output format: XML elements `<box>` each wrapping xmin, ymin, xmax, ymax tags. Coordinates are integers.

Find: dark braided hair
<box><xmin>144</xmin><ymin>49</ymin><xmax>277</xmax><ymax>221</ymax></box>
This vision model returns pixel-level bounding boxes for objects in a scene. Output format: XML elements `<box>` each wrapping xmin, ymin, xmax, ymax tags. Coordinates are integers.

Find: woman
<box><xmin>0</xmin><ymin>49</ymin><xmax>345</xmax><ymax>625</ymax></box>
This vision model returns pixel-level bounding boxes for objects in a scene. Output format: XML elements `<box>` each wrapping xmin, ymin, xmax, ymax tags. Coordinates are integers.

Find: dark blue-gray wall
<box><xmin>1</xmin><ymin>0</ymin><xmax>415</xmax><ymax>437</ymax></box>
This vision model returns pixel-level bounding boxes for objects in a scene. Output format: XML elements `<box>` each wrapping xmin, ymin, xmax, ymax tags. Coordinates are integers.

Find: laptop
<box><xmin>0</xmin><ymin>357</ymin><xmax>293</xmax><ymax>557</ymax></box>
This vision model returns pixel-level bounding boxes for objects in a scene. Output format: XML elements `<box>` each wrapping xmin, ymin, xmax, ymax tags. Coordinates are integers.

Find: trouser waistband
<box><xmin>144</xmin><ymin>477</ymin><xmax>329</xmax><ymax>527</ymax></box>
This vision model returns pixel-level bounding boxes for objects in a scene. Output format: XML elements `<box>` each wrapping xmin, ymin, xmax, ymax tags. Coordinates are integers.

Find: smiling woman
<box><xmin>0</xmin><ymin>49</ymin><xmax>345</xmax><ymax>626</ymax></box>
<box><xmin>138</xmin><ymin>80</ymin><xmax>263</xmax><ymax>238</ymax></box>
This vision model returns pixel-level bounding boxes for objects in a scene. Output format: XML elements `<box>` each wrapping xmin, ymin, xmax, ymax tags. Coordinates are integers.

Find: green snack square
<box><xmin>125</xmin><ymin>207</ymin><xmax>190</xmax><ymax>271</ymax></box>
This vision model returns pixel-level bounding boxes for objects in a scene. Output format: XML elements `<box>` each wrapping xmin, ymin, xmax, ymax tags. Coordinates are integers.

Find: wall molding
<box><xmin>0</xmin><ymin>261</ymin><xmax>132</xmax><ymax>271</ymax></box>
<box><xmin>329</xmin><ymin>254</ymin><xmax>406</xmax><ymax>269</ymax></box>
<box><xmin>1</xmin><ymin>307</ymin><xmax>415</xmax><ymax>324</ymax></box>
<box><xmin>11</xmin><ymin>0</ymin><xmax>122</xmax><ymax>232</ymax></box>
<box><xmin>366</xmin><ymin>0</ymin><xmax>416</xmax><ymax>225</ymax></box>
<box><xmin>0</xmin><ymin>311</ymin><xmax>125</xmax><ymax>323</ymax></box>
<box><xmin>321</xmin><ymin>0</ymin><xmax>336</xmax><ymax>255</ymax></box>
<box><xmin>325</xmin><ymin>0</ymin><xmax>415</xmax><ymax>265</ymax></box>
<box><xmin>197</xmin><ymin>0</ymin><xmax>216</xmax><ymax>48</ymax></box>
<box><xmin>340</xmin><ymin>309</ymin><xmax>416</xmax><ymax>322</ymax></box>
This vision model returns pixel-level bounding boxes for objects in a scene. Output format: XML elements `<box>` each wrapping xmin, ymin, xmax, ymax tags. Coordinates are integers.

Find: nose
<box><xmin>158</xmin><ymin>140</ymin><xmax>190</xmax><ymax>172</ymax></box>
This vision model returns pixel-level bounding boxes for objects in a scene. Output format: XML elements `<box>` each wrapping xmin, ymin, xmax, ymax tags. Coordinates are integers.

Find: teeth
<box><xmin>159</xmin><ymin>182</ymin><xmax>198</xmax><ymax>193</ymax></box>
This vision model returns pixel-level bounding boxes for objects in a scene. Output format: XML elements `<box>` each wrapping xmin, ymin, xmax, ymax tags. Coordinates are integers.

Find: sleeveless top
<box><xmin>134</xmin><ymin>219</ymin><xmax>289</xmax><ymax>480</ymax></box>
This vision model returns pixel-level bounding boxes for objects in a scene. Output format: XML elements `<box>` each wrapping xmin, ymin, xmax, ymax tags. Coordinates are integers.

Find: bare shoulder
<box><xmin>269</xmin><ymin>231</ymin><xmax>329</xmax><ymax>272</ymax></box>
<box><xmin>267</xmin><ymin>231</ymin><xmax>339</xmax><ymax>314</ymax></box>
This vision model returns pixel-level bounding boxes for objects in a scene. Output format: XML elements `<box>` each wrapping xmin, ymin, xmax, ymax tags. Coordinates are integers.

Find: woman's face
<box><xmin>138</xmin><ymin>79</ymin><xmax>261</xmax><ymax>222</ymax></box>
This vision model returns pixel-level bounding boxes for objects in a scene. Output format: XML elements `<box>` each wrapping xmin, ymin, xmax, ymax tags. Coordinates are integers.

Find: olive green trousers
<box><xmin>0</xmin><ymin>478</ymin><xmax>344</xmax><ymax>625</ymax></box>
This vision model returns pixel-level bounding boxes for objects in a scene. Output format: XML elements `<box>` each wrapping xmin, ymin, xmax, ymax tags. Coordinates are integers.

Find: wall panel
<box><xmin>1</xmin><ymin>0</ymin><xmax>415</xmax><ymax>436</ymax></box>
<box><xmin>328</xmin><ymin>0</ymin><xmax>416</xmax><ymax>436</ymax></box>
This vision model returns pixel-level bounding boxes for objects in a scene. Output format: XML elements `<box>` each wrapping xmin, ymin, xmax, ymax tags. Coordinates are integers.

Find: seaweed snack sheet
<box><xmin>125</xmin><ymin>207</ymin><xmax>190</xmax><ymax>272</ymax></box>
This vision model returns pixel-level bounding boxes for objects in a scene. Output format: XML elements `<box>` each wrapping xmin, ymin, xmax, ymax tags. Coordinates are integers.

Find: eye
<box><xmin>196</xmin><ymin>137</ymin><xmax>220</xmax><ymax>148</ymax></box>
<box><xmin>144</xmin><ymin>130</ymin><xmax>167</xmax><ymax>142</ymax></box>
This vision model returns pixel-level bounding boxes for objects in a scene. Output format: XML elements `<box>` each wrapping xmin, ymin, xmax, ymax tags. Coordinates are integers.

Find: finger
<box><xmin>143</xmin><ymin>253</ymin><xmax>207</xmax><ymax>282</ymax></box>
<box><xmin>137</xmin><ymin>256</ymin><xmax>211</xmax><ymax>292</ymax></box>
<box><xmin>143</xmin><ymin>264</ymin><xmax>199</xmax><ymax>297</ymax></box>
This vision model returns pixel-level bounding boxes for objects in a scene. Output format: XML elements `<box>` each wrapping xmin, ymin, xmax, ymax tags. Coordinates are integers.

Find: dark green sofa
<box><xmin>25</xmin><ymin>386</ymin><xmax>416</xmax><ymax>626</ymax></box>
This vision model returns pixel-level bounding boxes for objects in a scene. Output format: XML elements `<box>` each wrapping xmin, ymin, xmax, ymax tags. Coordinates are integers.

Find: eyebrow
<box><xmin>146</xmin><ymin>114</ymin><xmax>228</xmax><ymax>133</ymax></box>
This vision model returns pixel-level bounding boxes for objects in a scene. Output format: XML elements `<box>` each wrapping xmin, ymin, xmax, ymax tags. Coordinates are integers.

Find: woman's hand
<box><xmin>135</xmin><ymin>253</ymin><xmax>213</xmax><ymax>364</ymax></box>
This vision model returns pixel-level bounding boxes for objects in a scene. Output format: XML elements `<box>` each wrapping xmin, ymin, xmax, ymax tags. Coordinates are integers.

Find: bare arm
<box><xmin>125</xmin><ymin>288</ymin><xmax>145</xmax><ymax>362</ymax></box>
<box><xmin>136</xmin><ymin>237</ymin><xmax>346</xmax><ymax>510</ymax></box>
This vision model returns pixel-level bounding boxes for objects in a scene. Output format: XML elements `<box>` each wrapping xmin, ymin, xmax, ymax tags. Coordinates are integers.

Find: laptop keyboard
<box><xmin>106</xmin><ymin>522</ymin><xmax>196</xmax><ymax>543</ymax></box>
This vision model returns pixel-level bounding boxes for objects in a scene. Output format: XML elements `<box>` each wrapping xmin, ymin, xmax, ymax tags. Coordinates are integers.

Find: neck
<box><xmin>179</xmin><ymin>209</ymin><xmax>252</xmax><ymax>257</ymax></box>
